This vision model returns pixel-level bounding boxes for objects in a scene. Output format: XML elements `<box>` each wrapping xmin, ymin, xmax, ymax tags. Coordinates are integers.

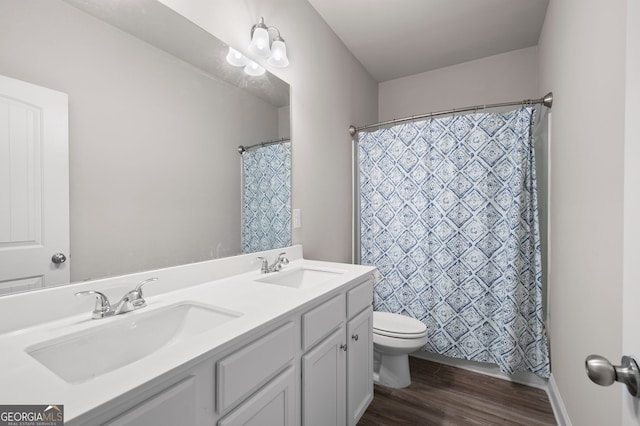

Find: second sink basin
<box><xmin>27</xmin><ymin>302</ymin><xmax>242</xmax><ymax>384</ymax></box>
<box><xmin>256</xmin><ymin>267</ymin><xmax>346</xmax><ymax>289</ymax></box>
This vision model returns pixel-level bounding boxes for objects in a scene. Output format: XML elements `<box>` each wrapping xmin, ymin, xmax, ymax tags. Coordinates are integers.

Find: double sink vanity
<box><xmin>0</xmin><ymin>245</ymin><xmax>376</xmax><ymax>425</ymax></box>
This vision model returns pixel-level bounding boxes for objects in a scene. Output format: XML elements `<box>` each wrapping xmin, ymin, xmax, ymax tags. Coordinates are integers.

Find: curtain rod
<box><xmin>348</xmin><ymin>92</ymin><xmax>553</xmax><ymax>136</ymax></box>
<box><xmin>238</xmin><ymin>137</ymin><xmax>290</xmax><ymax>154</ymax></box>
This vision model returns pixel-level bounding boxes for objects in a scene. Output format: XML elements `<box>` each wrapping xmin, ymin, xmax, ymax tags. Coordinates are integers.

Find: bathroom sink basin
<box><xmin>27</xmin><ymin>303</ymin><xmax>242</xmax><ymax>383</ymax></box>
<box><xmin>256</xmin><ymin>267</ymin><xmax>346</xmax><ymax>289</ymax></box>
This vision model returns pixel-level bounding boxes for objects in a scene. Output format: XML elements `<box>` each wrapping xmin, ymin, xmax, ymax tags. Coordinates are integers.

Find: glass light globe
<box><xmin>226</xmin><ymin>47</ymin><xmax>249</xmax><ymax>67</ymax></box>
<box><xmin>244</xmin><ymin>60</ymin><xmax>266</xmax><ymax>76</ymax></box>
<box><xmin>248</xmin><ymin>26</ymin><xmax>271</xmax><ymax>58</ymax></box>
<box><xmin>267</xmin><ymin>39</ymin><xmax>289</xmax><ymax>68</ymax></box>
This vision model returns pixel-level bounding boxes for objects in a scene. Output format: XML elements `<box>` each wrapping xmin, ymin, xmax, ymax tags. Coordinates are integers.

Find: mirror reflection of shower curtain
<box><xmin>241</xmin><ymin>142</ymin><xmax>291</xmax><ymax>254</ymax></box>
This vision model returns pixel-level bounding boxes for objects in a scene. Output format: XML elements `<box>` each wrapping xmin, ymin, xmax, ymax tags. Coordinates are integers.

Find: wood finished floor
<box><xmin>358</xmin><ymin>357</ymin><xmax>556</xmax><ymax>426</ymax></box>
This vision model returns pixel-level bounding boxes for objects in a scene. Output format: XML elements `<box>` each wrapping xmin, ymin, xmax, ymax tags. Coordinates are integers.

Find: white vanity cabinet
<box><xmin>76</xmin><ymin>273</ymin><xmax>374</xmax><ymax>426</ymax></box>
<box><xmin>301</xmin><ymin>279</ymin><xmax>374</xmax><ymax>426</ymax></box>
<box><xmin>98</xmin><ymin>322</ymin><xmax>297</xmax><ymax>426</ymax></box>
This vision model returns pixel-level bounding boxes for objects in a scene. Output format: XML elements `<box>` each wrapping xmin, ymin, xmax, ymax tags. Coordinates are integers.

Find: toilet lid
<box><xmin>373</xmin><ymin>311</ymin><xmax>427</xmax><ymax>338</ymax></box>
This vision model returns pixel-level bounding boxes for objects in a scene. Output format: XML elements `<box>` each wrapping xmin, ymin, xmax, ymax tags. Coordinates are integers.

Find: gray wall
<box><xmin>538</xmin><ymin>0</ymin><xmax>626</xmax><ymax>424</ymax></box>
<box><xmin>0</xmin><ymin>0</ymin><xmax>280</xmax><ymax>281</ymax></box>
<box><xmin>379</xmin><ymin>47</ymin><xmax>540</xmax><ymax>121</ymax></box>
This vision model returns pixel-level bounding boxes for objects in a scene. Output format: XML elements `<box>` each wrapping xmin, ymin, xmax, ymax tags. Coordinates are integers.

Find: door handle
<box><xmin>585</xmin><ymin>354</ymin><xmax>640</xmax><ymax>397</ymax></box>
<box><xmin>51</xmin><ymin>253</ymin><xmax>67</xmax><ymax>264</ymax></box>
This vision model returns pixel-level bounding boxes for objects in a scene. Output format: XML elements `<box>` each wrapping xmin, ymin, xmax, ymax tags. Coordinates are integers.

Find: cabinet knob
<box><xmin>340</xmin><ymin>344</ymin><xmax>347</xmax><ymax>352</ymax></box>
<box><xmin>351</xmin><ymin>334</ymin><xmax>359</xmax><ymax>341</ymax></box>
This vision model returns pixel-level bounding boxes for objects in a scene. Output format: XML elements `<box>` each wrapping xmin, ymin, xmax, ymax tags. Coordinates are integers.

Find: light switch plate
<box><xmin>293</xmin><ymin>209</ymin><xmax>301</xmax><ymax>228</ymax></box>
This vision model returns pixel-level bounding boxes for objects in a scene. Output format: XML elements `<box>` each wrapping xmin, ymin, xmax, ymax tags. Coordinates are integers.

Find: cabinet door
<box><xmin>218</xmin><ymin>367</ymin><xmax>296</xmax><ymax>426</ymax></box>
<box><xmin>302</xmin><ymin>327</ymin><xmax>346</xmax><ymax>426</ymax></box>
<box><xmin>347</xmin><ymin>307</ymin><xmax>373</xmax><ymax>426</ymax></box>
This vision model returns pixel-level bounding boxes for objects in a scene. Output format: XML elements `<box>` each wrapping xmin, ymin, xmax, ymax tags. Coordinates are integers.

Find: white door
<box><xmin>622</xmin><ymin>0</ymin><xmax>640</xmax><ymax>423</ymax></box>
<box><xmin>0</xmin><ymin>74</ymin><xmax>69</xmax><ymax>294</ymax></box>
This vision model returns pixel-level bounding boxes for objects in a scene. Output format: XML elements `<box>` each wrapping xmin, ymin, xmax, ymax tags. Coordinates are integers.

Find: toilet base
<box><xmin>373</xmin><ymin>351</ymin><xmax>411</xmax><ymax>388</ymax></box>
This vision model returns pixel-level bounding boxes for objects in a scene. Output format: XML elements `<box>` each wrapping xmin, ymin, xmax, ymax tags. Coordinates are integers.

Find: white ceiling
<box><xmin>307</xmin><ymin>0</ymin><xmax>549</xmax><ymax>82</ymax></box>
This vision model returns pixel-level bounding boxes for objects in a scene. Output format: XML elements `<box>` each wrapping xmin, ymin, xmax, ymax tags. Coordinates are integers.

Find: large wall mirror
<box><xmin>0</xmin><ymin>0</ymin><xmax>291</xmax><ymax>292</ymax></box>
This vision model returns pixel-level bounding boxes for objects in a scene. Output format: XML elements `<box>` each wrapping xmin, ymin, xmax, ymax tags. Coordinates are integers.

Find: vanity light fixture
<box><xmin>225</xmin><ymin>17</ymin><xmax>289</xmax><ymax>75</ymax></box>
<box><xmin>249</xmin><ymin>17</ymin><xmax>289</xmax><ymax>67</ymax></box>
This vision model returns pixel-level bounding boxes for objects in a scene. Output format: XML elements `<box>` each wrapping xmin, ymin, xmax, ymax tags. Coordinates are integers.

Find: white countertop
<box><xmin>0</xmin><ymin>251</ymin><xmax>375</xmax><ymax>422</ymax></box>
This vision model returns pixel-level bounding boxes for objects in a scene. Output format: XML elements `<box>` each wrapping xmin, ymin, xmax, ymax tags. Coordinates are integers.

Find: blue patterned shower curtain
<box><xmin>241</xmin><ymin>142</ymin><xmax>291</xmax><ymax>254</ymax></box>
<box><xmin>359</xmin><ymin>107</ymin><xmax>550</xmax><ymax>377</ymax></box>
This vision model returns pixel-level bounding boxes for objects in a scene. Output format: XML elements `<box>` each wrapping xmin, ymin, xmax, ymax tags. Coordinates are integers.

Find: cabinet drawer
<box><xmin>347</xmin><ymin>280</ymin><xmax>373</xmax><ymax>319</ymax></box>
<box><xmin>302</xmin><ymin>294</ymin><xmax>345</xmax><ymax>351</ymax></box>
<box><xmin>217</xmin><ymin>322</ymin><xmax>295</xmax><ymax>414</ymax></box>
<box><xmin>105</xmin><ymin>376</ymin><xmax>197</xmax><ymax>426</ymax></box>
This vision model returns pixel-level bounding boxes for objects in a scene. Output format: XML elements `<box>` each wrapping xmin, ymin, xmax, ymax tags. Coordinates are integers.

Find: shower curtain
<box><xmin>241</xmin><ymin>142</ymin><xmax>291</xmax><ymax>254</ymax></box>
<box><xmin>359</xmin><ymin>107</ymin><xmax>550</xmax><ymax>377</ymax></box>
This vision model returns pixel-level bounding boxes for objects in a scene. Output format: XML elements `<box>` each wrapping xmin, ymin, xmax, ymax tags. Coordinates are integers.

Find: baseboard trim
<box><xmin>547</xmin><ymin>374</ymin><xmax>572</xmax><ymax>426</ymax></box>
<box><xmin>410</xmin><ymin>352</ymin><xmax>571</xmax><ymax>425</ymax></box>
<box><xmin>410</xmin><ymin>351</ymin><xmax>548</xmax><ymax>389</ymax></box>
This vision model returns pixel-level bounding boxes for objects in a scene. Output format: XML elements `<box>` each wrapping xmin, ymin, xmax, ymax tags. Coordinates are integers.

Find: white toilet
<box><xmin>373</xmin><ymin>311</ymin><xmax>428</xmax><ymax>388</ymax></box>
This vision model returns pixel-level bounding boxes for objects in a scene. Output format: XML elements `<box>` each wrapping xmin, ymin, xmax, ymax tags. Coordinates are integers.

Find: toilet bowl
<box><xmin>373</xmin><ymin>311</ymin><xmax>427</xmax><ymax>388</ymax></box>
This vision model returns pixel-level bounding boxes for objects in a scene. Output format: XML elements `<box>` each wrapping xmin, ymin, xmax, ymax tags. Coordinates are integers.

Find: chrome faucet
<box><xmin>74</xmin><ymin>290</ymin><xmax>113</xmax><ymax>319</ymax></box>
<box><xmin>76</xmin><ymin>277</ymin><xmax>158</xmax><ymax>319</ymax></box>
<box><xmin>257</xmin><ymin>257</ymin><xmax>270</xmax><ymax>273</ymax></box>
<box><xmin>257</xmin><ymin>252</ymin><xmax>289</xmax><ymax>273</ymax></box>
<box><xmin>113</xmin><ymin>277</ymin><xmax>158</xmax><ymax>314</ymax></box>
<box><xmin>270</xmin><ymin>252</ymin><xmax>290</xmax><ymax>272</ymax></box>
